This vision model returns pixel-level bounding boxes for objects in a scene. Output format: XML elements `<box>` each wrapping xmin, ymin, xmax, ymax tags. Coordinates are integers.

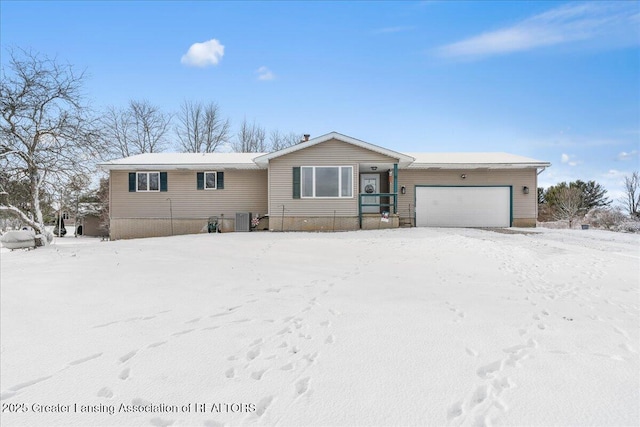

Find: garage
<box><xmin>415</xmin><ymin>186</ymin><xmax>511</xmax><ymax>227</ymax></box>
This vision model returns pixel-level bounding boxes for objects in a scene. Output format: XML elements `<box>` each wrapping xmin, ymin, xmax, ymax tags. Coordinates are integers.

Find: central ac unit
<box><xmin>235</xmin><ymin>212</ymin><xmax>252</xmax><ymax>232</ymax></box>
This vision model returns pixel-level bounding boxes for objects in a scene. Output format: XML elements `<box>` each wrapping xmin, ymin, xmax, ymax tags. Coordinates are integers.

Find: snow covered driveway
<box><xmin>1</xmin><ymin>228</ymin><xmax>638</xmax><ymax>426</ymax></box>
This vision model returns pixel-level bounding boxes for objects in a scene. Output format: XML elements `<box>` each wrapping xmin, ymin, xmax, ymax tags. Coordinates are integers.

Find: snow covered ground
<box><xmin>1</xmin><ymin>228</ymin><xmax>638</xmax><ymax>427</ymax></box>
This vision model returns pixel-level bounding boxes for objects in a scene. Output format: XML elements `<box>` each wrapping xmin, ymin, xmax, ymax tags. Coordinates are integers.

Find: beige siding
<box><xmin>111</xmin><ymin>169</ymin><xmax>268</xmax><ymax>220</ymax></box>
<box><xmin>268</xmin><ymin>139</ymin><xmax>399</xmax><ymax>217</ymax></box>
<box><xmin>397</xmin><ymin>168</ymin><xmax>538</xmax><ymax>225</ymax></box>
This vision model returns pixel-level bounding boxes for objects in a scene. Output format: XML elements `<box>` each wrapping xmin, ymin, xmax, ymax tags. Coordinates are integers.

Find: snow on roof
<box><xmin>405</xmin><ymin>152</ymin><xmax>551</xmax><ymax>169</ymax></box>
<box><xmin>99</xmin><ymin>152</ymin><xmax>265</xmax><ymax>170</ymax></box>
<box><xmin>99</xmin><ymin>148</ymin><xmax>551</xmax><ymax>171</ymax></box>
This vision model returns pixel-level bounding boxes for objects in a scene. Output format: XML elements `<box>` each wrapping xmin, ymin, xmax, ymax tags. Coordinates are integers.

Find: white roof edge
<box><xmin>98</xmin><ymin>163</ymin><xmax>264</xmax><ymax>171</ymax></box>
<box><xmin>254</xmin><ymin>132</ymin><xmax>415</xmax><ymax>166</ymax></box>
<box><xmin>406</xmin><ymin>162</ymin><xmax>551</xmax><ymax>169</ymax></box>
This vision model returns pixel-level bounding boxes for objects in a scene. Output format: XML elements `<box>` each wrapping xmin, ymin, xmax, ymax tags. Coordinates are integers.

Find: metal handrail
<box><xmin>358</xmin><ymin>193</ymin><xmax>398</xmax><ymax>228</ymax></box>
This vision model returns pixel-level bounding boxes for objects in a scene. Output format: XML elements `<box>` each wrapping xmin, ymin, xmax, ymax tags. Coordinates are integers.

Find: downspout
<box><xmin>535</xmin><ymin>167</ymin><xmax>547</xmax><ymax>224</ymax></box>
<box><xmin>393</xmin><ymin>163</ymin><xmax>398</xmax><ymax>214</ymax></box>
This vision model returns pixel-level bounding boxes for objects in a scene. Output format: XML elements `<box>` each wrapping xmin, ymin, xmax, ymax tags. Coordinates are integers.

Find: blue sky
<box><xmin>2</xmin><ymin>1</ymin><xmax>639</xmax><ymax>201</ymax></box>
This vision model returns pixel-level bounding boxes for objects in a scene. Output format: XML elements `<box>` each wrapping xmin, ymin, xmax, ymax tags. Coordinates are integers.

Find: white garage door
<box><xmin>415</xmin><ymin>186</ymin><xmax>511</xmax><ymax>227</ymax></box>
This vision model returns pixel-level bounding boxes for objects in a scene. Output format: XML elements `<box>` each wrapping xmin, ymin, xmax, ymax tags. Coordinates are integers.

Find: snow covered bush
<box><xmin>613</xmin><ymin>220</ymin><xmax>640</xmax><ymax>234</ymax></box>
<box><xmin>583</xmin><ymin>207</ymin><xmax>626</xmax><ymax>230</ymax></box>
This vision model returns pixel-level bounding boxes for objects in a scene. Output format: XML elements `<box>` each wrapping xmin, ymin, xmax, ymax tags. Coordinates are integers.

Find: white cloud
<box><xmin>256</xmin><ymin>66</ymin><xmax>275</xmax><ymax>81</ymax></box>
<box><xmin>561</xmin><ymin>153</ymin><xmax>579</xmax><ymax>167</ymax></box>
<box><xmin>616</xmin><ymin>150</ymin><xmax>639</xmax><ymax>161</ymax></box>
<box><xmin>436</xmin><ymin>2</ymin><xmax>639</xmax><ymax>60</ymax></box>
<box><xmin>181</xmin><ymin>39</ymin><xmax>225</xmax><ymax>67</ymax></box>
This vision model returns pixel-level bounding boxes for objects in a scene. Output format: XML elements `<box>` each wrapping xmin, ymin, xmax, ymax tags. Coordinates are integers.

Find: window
<box><xmin>300</xmin><ymin>166</ymin><xmax>352</xmax><ymax>198</ymax></box>
<box><xmin>205</xmin><ymin>172</ymin><xmax>217</xmax><ymax>189</ymax></box>
<box><xmin>196</xmin><ymin>171</ymin><xmax>224</xmax><ymax>190</ymax></box>
<box><xmin>137</xmin><ymin>172</ymin><xmax>160</xmax><ymax>192</ymax></box>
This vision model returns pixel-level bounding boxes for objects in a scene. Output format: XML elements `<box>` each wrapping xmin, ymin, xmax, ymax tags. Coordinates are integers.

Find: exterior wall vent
<box><xmin>235</xmin><ymin>212</ymin><xmax>252</xmax><ymax>232</ymax></box>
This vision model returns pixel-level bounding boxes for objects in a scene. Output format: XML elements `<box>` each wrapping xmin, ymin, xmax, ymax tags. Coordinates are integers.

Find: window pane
<box><xmin>301</xmin><ymin>167</ymin><xmax>313</xmax><ymax>197</ymax></box>
<box><xmin>137</xmin><ymin>173</ymin><xmax>147</xmax><ymax>191</ymax></box>
<box><xmin>316</xmin><ymin>167</ymin><xmax>339</xmax><ymax>197</ymax></box>
<box><xmin>149</xmin><ymin>173</ymin><xmax>160</xmax><ymax>191</ymax></box>
<box><xmin>341</xmin><ymin>167</ymin><xmax>352</xmax><ymax>197</ymax></box>
<box><xmin>205</xmin><ymin>172</ymin><xmax>216</xmax><ymax>189</ymax></box>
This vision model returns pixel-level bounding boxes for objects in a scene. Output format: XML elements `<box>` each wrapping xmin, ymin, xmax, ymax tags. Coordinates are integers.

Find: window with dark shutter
<box><xmin>160</xmin><ymin>172</ymin><xmax>168</xmax><ymax>192</ymax></box>
<box><xmin>292</xmin><ymin>167</ymin><xmax>301</xmax><ymax>199</ymax></box>
<box><xmin>217</xmin><ymin>172</ymin><xmax>224</xmax><ymax>189</ymax></box>
<box><xmin>129</xmin><ymin>173</ymin><xmax>136</xmax><ymax>192</ymax></box>
<box><xmin>197</xmin><ymin>172</ymin><xmax>204</xmax><ymax>190</ymax></box>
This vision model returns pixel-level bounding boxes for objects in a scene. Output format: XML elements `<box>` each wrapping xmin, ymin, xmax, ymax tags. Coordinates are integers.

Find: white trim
<box><xmin>301</xmin><ymin>165</ymin><xmax>354</xmax><ymax>199</ymax></box>
<box><xmin>136</xmin><ymin>171</ymin><xmax>160</xmax><ymax>192</ymax></box>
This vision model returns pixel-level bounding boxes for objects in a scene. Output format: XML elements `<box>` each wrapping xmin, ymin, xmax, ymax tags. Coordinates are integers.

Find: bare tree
<box><xmin>621</xmin><ymin>171</ymin><xmax>640</xmax><ymax>218</ymax></box>
<box><xmin>552</xmin><ymin>186</ymin><xmax>583</xmax><ymax>228</ymax></box>
<box><xmin>176</xmin><ymin>100</ymin><xmax>230</xmax><ymax>153</ymax></box>
<box><xmin>101</xmin><ymin>105</ymin><xmax>134</xmax><ymax>158</ymax></box>
<box><xmin>0</xmin><ymin>48</ymin><xmax>100</xmax><ymax>242</ymax></box>
<box><xmin>270</xmin><ymin>129</ymin><xmax>302</xmax><ymax>151</ymax></box>
<box><xmin>102</xmin><ymin>99</ymin><xmax>172</xmax><ymax>158</ymax></box>
<box><xmin>232</xmin><ymin>118</ymin><xmax>267</xmax><ymax>153</ymax></box>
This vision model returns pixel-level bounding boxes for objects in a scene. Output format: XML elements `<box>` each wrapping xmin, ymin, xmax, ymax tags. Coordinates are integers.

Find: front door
<box><xmin>360</xmin><ymin>174</ymin><xmax>380</xmax><ymax>213</ymax></box>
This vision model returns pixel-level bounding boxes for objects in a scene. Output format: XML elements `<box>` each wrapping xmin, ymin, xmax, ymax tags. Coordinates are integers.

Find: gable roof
<box><xmin>253</xmin><ymin>132</ymin><xmax>416</xmax><ymax>167</ymax></box>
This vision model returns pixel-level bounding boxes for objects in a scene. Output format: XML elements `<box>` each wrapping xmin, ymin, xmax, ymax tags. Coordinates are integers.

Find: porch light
<box><xmin>401</xmin><ymin>186</ymin><xmax>406</xmax><ymax>194</ymax></box>
<box><xmin>460</xmin><ymin>174</ymin><xmax>466</xmax><ymax>179</ymax></box>
<box><xmin>371</xmin><ymin>166</ymin><xmax>378</xmax><ymax>171</ymax></box>
<box><xmin>523</xmin><ymin>186</ymin><xmax>529</xmax><ymax>194</ymax></box>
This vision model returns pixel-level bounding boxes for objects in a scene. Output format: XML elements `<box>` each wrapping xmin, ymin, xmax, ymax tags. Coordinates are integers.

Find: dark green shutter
<box><xmin>197</xmin><ymin>172</ymin><xmax>204</xmax><ymax>190</ymax></box>
<box><xmin>129</xmin><ymin>173</ymin><xmax>136</xmax><ymax>192</ymax></box>
<box><xmin>292</xmin><ymin>167</ymin><xmax>301</xmax><ymax>199</ymax></box>
<box><xmin>216</xmin><ymin>171</ymin><xmax>224</xmax><ymax>189</ymax></box>
<box><xmin>160</xmin><ymin>172</ymin><xmax>168</xmax><ymax>192</ymax></box>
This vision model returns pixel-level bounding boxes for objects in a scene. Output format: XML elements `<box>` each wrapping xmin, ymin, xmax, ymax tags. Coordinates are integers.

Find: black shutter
<box><xmin>197</xmin><ymin>172</ymin><xmax>204</xmax><ymax>190</ymax></box>
<box><xmin>160</xmin><ymin>172</ymin><xmax>168</xmax><ymax>192</ymax></box>
<box><xmin>292</xmin><ymin>167</ymin><xmax>300</xmax><ymax>199</ymax></box>
<box><xmin>216</xmin><ymin>171</ymin><xmax>224</xmax><ymax>189</ymax></box>
<box><xmin>129</xmin><ymin>173</ymin><xmax>136</xmax><ymax>192</ymax></box>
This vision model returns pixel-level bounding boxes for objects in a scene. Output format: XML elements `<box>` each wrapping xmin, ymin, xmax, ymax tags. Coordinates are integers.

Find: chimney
<box><xmin>303</xmin><ymin>134</ymin><xmax>310</xmax><ymax>142</ymax></box>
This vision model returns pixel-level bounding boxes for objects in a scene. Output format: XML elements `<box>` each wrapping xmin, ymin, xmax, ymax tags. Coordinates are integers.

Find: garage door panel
<box><xmin>416</xmin><ymin>186</ymin><xmax>511</xmax><ymax>227</ymax></box>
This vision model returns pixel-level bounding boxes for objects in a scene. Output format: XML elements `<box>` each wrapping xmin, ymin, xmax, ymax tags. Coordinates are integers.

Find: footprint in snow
<box><xmin>251</xmin><ymin>369</ymin><xmax>268</xmax><ymax>380</ymax></box>
<box><xmin>8</xmin><ymin>376</ymin><xmax>52</xmax><ymax>392</ymax></box>
<box><xmin>295</xmin><ymin>377</ymin><xmax>310</xmax><ymax>396</ymax></box>
<box><xmin>171</xmin><ymin>329</ymin><xmax>195</xmax><ymax>336</ymax></box>
<box><xmin>447</xmin><ymin>401</ymin><xmax>464</xmax><ymax>420</ymax></box>
<box><xmin>225</xmin><ymin>368</ymin><xmax>235</xmax><ymax>379</ymax></box>
<box><xmin>246</xmin><ymin>349</ymin><xmax>260</xmax><ymax>361</ymax></box>
<box><xmin>97</xmin><ymin>387</ymin><xmax>114</xmax><ymax>398</ymax></box>
<box><xmin>325</xmin><ymin>335</ymin><xmax>335</xmax><ymax>344</ymax></box>
<box><xmin>185</xmin><ymin>317</ymin><xmax>201</xmax><ymax>324</ymax></box>
<box><xmin>471</xmin><ymin>385</ymin><xmax>489</xmax><ymax>406</ymax></box>
<box><xmin>119</xmin><ymin>350</ymin><xmax>137</xmax><ymax>363</ymax></box>
<box><xmin>281</xmin><ymin>363</ymin><xmax>294</xmax><ymax>371</ymax></box>
<box><xmin>465</xmin><ymin>347</ymin><xmax>478</xmax><ymax>357</ymax></box>
<box><xmin>476</xmin><ymin>360</ymin><xmax>503</xmax><ymax>379</ymax></box>
<box><xmin>119</xmin><ymin>368</ymin><xmax>130</xmax><ymax>380</ymax></box>
<box><xmin>254</xmin><ymin>396</ymin><xmax>274</xmax><ymax>417</ymax></box>
<box><xmin>69</xmin><ymin>353</ymin><xmax>102</xmax><ymax>366</ymax></box>
<box><xmin>320</xmin><ymin>320</ymin><xmax>331</xmax><ymax>327</ymax></box>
